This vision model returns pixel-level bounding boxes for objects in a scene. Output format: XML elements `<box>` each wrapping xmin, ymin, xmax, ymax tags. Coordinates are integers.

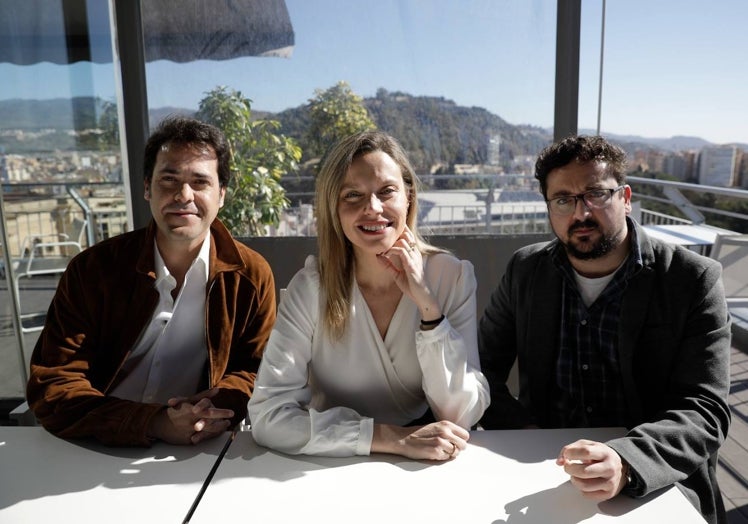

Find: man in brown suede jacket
<box><xmin>27</xmin><ymin>116</ymin><xmax>276</xmax><ymax>446</ymax></box>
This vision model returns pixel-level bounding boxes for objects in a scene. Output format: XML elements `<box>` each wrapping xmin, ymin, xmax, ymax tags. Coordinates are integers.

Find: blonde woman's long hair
<box><xmin>315</xmin><ymin>130</ymin><xmax>444</xmax><ymax>339</ymax></box>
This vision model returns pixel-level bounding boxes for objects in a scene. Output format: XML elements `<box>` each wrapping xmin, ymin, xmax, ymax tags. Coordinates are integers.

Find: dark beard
<box><xmin>563</xmin><ymin>219</ymin><xmax>617</xmax><ymax>260</ymax></box>
<box><xmin>565</xmin><ymin>234</ymin><xmax>616</xmax><ymax>260</ymax></box>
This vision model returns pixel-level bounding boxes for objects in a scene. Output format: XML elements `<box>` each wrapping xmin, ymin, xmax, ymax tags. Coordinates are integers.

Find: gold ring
<box><xmin>408</xmin><ymin>242</ymin><xmax>416</xmax><ymax>251</ymax></box>
<box><xmin>449</xmin><ymin>442</ymin><xmax>456</xmax><ymax>457</ymax></box>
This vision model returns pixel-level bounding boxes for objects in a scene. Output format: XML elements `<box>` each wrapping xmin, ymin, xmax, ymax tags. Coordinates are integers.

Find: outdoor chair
<box><xmin>11</xmin><ymin>218</ymin><xmax>87</xmax><ymax>332</ymax></box>
<box><xmin>710</xmin><ymin>233</ymin><xmax>748</xmax><ymax>307</ymax></box>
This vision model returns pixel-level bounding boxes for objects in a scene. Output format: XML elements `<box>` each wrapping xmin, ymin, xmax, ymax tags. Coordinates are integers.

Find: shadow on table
<box><xmin>217</xmin><ymin>431</ymin><xmax>440</xmax><ymax>483</ymax></box>
<box><xmin>469</xmin><ymin>427</ymin><xmax>627</xmax><ymax>463</ymax></box>
<box><xmin>491</xmin><ymin>480</ymin><xmax>672</xmax><ymax>524</ymax></box>
<box><xmin>491</xmin><ymin>481</ymin><xmax>597</xmax><ymax>524</ymax></box>
<box><xmin>0</xmin><ymin>433</ymin><xmax>225</xmax><ymax>510</ymax></box>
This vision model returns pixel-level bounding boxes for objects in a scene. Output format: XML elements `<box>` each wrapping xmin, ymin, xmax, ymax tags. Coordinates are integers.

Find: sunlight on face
<box><xmin>546</xmin><ymin>161</ymin><xmax>631</xmax><ymax>261</ymax></box>
<box><xmin>145</xmin><ymin>142</ymin><xmax>225</xmax><ymax>251</ymax></box>
<box><xmin>338</xmin><ymin>150</ymin><xmax>409</xmax><ymax>257</ymax></box>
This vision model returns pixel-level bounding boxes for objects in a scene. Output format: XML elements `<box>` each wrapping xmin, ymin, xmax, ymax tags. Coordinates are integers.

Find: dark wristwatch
<box><xmin>622</xmin><ymin>461</ymin><xmax>639</xmax><ymax>494</ymax></box>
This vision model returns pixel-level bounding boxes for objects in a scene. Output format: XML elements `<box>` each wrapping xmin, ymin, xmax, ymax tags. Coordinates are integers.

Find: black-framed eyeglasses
<box><xmin>546</xmin><ymin>185</ymin><xmax>626</xmax><ymax>216</ymax></box>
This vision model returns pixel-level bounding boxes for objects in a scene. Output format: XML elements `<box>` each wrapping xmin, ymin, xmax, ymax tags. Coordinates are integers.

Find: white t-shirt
<box><xmin>573</xmin><ymin>258</ymin><xmax>627</xmax><ymax>307</ymax></box>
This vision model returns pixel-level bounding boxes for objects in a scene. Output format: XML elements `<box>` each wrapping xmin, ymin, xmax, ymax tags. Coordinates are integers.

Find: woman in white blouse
<box><xmin>248</xmin><ymin>130</ymin><xmax>490</xmax><ymax>460</ymax></box>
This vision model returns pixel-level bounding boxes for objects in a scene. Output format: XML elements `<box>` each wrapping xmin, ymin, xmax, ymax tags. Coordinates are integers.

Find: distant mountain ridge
<box><xmin>2</xmin><ymin>96</ymin><xmax>742</xmax><ymax>167</ymax></box>
<box><xmin>576</xmin><ymin>128</ymin><xmax>717</xmax><ymax>152</ymax></box>
<box><xmin>0</xmin><ymin>97</ymin><xmax>106</xmax><ymax>130</ymax></box>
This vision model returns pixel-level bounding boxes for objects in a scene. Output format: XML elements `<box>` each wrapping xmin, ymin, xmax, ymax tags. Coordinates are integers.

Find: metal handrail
<box><xmin>628</xmin><ymin>176</ymin><xmax>748</xmax><ymax>200</ymax></box>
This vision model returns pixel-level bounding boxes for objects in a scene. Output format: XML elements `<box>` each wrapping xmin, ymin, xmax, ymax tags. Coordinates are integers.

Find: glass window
<box><xmin>580</xmin><ymin>0</ymin><xmax>748</xmax><ymax>231</ymax></box>
<box><xmin>0</xmin><ymin>0</ymin><xmax>560</xmax><ymax>402</ymax></box>
<box><xmin>0</xmin><ymin>0</ymin><xmax>122</xmax><ymax>398</ymax></box>
<box><xmin>580</xmin><ymin>1</ymin><xmax>748</xmax><ymax>167</ymax></box>
<box><xmin>143</xmin><ymin>0</ymin><xmax>557</xmax><ymax>236</ymax></box>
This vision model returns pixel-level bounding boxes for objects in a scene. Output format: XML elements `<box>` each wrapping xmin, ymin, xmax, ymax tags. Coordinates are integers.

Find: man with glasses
<box><xmin>478</xmin><ymin>135</ymin><xmax>730</xmax><ymax>524</ymax></box>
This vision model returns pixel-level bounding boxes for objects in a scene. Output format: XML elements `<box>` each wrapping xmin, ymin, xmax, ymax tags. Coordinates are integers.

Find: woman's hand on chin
<box><xmin>376</xmin><ymin>227</ymin><xmax>440</xmax><ymax>316</ymax></box>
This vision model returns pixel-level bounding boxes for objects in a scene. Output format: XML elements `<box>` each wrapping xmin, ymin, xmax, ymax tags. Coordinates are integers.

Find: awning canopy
<box><xmin>143</xmin><ymin>0</ymin><xmax>294</xmax><ymax>61</ymax></box>
<box><xmin>0</xmin><ymin>0</ymin><xmax>294</xmax><ymax>65</ymax></box>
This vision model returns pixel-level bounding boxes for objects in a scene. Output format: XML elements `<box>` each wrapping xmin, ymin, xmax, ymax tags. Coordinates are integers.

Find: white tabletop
<box><xmin>0</xmin><ymin>426</ymin><xmax>229</xmax><ymax>524</ymax></box>
<box><xmin>191</xmin><ymin>427</ymin><xmax>706</xmax><ymax>523</ymax></box>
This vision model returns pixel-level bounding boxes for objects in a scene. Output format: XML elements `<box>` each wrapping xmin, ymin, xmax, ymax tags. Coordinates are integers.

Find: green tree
<box><xmin>98</xmin><ymin>99</ymin><xmax>119</xmax><ymax>150</ymax></box>
<box><xmin>196</xmin><ymin>86</ymin><xmax>301</xmax><ymax>236</ymax></box>
<box><xmin>306</xmin><ymin>81</ymin><xmax>376</xmax><ymax>160</ymax></box>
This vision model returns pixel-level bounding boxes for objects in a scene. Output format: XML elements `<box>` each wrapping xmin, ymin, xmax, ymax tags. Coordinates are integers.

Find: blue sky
<box><xmin>2</xmin><ymin>0</ymin><xmax>747</xmax><ymax>144</ymax></box>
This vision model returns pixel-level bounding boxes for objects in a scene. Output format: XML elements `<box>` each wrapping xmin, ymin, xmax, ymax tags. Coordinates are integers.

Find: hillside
<box><xmin>367</xmin><ymin>90</ymin><xmax>550</xmax><ymax>171</ymax></box>
<box><xmin>0</xmin><ymin>97</ymin><xmax>105</xmax><ymax>130</ymax></box>
<box><xmin>0</xmin><ymin>94</ymin><xmax>733</xmax><ymax>172</ymax></box>
<box><xmin>578</xmin><ymin>128</ymin><xmax>713</xmax><ymax>152</ymax></box>
<box><xmin>274</xmin><ymin>89</ymin><xmax>551</xmax><ymax>172</ymax></box>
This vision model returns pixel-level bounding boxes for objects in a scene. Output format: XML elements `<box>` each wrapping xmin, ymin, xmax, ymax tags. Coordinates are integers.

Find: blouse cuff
<box><xmin>416</xmin><ymin>316</ymin><xmax>450</xmax><ymax>342</ymax></box>
<box><xmin>357</xmin><ymin>417</ymin><xmax>374</xmax><ymax>456</ymax></box>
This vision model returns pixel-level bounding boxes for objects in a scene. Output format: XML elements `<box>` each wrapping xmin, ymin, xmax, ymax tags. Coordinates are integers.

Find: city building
<box><xmin>698</xmin><ymin>145</ymin><xmax>739</xmax><ymax>187</ymax></box>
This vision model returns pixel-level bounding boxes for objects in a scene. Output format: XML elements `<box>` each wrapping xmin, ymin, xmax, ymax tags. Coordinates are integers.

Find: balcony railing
<box><xmin>1</xmin><ymin>182</ymin><xmax>128</xmax><ymax>259</ymax></box>
<box><xmin>2</xmin><ymin>177</ymin><xmax>747</xmax><ymax>253</ymax></box>
<box><xmin>628</xmin><ymin>175</ymin><xmax>748</xmax><ymax>229</ymax></box>
<box><xmin>274</xmin><ymin>175</ymin><xmax>748</xmax><ymax>237</ymax></box>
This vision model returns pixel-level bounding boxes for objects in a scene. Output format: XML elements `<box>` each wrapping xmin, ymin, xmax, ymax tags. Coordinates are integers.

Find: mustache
<box><xmin>164</xmin><ymin>205</ymin><xmax>198</xmax><ymax>213</ymax></box>
<box><xmin>568</xmin><ymin>219</ymin><xmax>598</xmax><ymax>233</ymax></box>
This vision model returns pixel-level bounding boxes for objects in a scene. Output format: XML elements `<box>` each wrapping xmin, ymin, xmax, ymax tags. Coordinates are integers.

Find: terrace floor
<box><xmin>724</xmin><ymin>344</ymin><xmax>748</xmax><ymax>523</ymax></box>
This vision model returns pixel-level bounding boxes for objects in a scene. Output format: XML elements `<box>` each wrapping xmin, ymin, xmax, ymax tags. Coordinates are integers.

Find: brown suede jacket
<box><xmin>27</xmin><ymin>219</ymin><xmax>276</xmax><ymax>446</ymax></box>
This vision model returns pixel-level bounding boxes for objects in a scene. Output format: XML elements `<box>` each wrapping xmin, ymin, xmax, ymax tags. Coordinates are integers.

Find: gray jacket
<box><xmin>478</xmin><ymin>220</ymin><xmax>731</xmax><ymax>524</ymax></box>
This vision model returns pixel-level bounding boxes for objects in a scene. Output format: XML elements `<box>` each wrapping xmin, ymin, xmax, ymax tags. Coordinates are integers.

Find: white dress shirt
<box><xmin>110</xmin><ymin>236</ymin><xmax>210</xmax><ymax>404</ymax></box>
<box><xmin>248</xmin><ymin>253</ymin><xmax>490</xmax><ymax>457</ymax></box>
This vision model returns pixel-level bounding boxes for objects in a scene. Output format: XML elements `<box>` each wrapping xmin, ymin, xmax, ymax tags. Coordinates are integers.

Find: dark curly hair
<box><xmin>143</xmin><ymin>116</ymin><xmax>231</xmax><ymax>187</ymax></box>
<box><xmin>535</xmin><ymin>135</ymin><xmax>627</xmax><ymax>198</ymax></box>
